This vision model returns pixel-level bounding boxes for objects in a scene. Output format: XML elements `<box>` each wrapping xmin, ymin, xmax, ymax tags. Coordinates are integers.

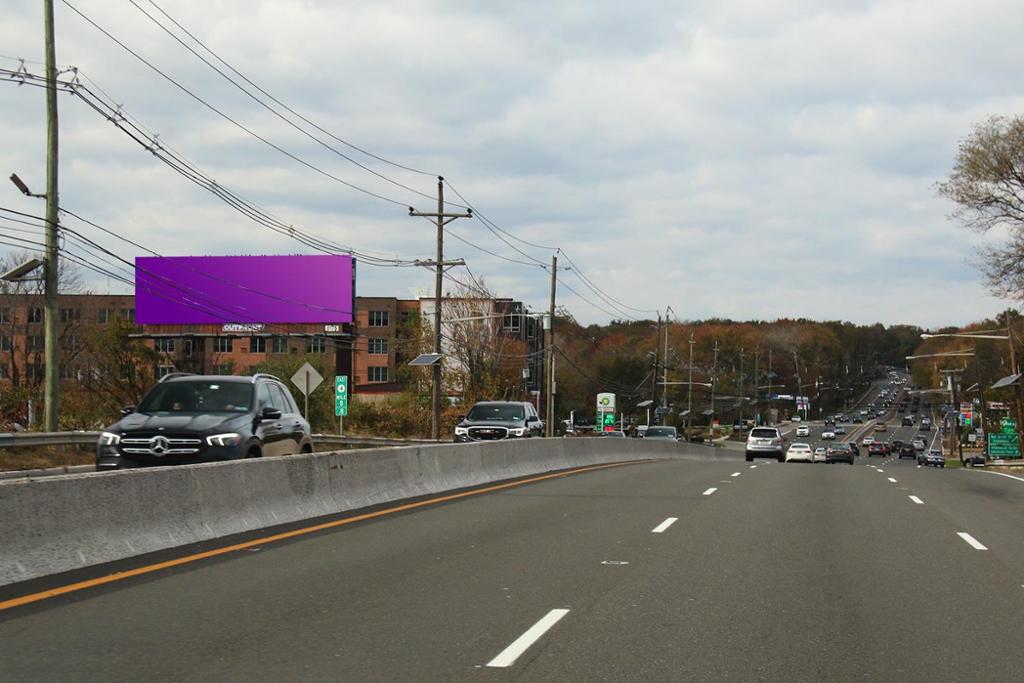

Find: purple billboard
<box><xmin>135</xmin><ymin>254</ymin><xmax>354</xmax><ymax>325</ymax></box>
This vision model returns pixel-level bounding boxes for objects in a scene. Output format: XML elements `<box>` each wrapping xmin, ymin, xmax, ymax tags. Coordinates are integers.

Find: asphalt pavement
<box><xmin>5</xmin><ymin>379</ymin><xmax>1023</xmax><ymax>680</ymax></box>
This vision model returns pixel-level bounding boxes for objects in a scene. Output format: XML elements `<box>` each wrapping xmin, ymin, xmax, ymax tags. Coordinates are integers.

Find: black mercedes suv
<box><xmin>96</xmin><ymin>373</ymin><xmax>312</xmax><ymax>469</ymax></box>
<box><xmin>454</xmin><ymin>401</ymin><xmax>544</xmax><ymax>442</ymax></box>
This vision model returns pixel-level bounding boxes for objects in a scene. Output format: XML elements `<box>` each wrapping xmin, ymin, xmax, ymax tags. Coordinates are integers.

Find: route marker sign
<box><xmin>335</xmin><ymin>375</ymin><xmax>349</xmax><ymax>417</ymax></box>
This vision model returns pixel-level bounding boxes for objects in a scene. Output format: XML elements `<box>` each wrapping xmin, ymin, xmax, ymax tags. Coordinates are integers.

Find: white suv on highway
<box><xmin>746</xmin><ymin>427</ymin><xmax>785</xmax><ymax>462</ymax></box>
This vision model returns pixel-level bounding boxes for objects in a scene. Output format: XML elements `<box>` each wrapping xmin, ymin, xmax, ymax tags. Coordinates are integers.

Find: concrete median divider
<box><xmin>0</xmin><ymin>437</ymin><xmax>728</xmax><ymax>587</ymax></box>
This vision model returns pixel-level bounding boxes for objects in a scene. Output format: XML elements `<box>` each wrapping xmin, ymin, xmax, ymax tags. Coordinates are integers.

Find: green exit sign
<box><xmin>335</xmin><ymin>376</ymin><xmax>348</xmax><ymax>417</ymax></box>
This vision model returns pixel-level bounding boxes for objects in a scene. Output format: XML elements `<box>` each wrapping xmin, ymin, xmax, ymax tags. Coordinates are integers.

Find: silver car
<box><xmin>643</xmin><ymin>426</ymin><xmax>678</xmax><ymax>441</ymax></box>
<box><xmin>746</xmin><ymin>427</ymin><xmax>784</xmax><ymax>462</ymax></box>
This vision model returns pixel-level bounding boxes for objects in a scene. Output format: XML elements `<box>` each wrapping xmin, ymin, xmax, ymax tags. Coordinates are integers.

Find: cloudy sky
<box><xmin>3</xmin><ymin>0</ymin><xmax>1023</xmax><ymax>328</ymax></box>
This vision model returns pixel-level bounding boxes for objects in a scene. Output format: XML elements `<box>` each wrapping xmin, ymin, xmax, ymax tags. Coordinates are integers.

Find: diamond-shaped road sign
<box><xmin>291</xmin><ymin>362</ymin><xmax>324</xmax><ymax>396</ymax></box>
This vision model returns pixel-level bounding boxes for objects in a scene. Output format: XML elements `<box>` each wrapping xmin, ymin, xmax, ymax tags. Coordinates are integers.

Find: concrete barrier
<box><xmin>0</xmin><ymin>438</ymin><xmax>731</xmax><ymax>587</ymax></box>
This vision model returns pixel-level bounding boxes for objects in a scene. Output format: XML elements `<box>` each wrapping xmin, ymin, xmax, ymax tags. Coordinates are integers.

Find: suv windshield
<box><xmin>750</xmin><ymin>428</ymin><xmax>777</xmax><ymax>438</ymax></box>
<box><xmin>137</xmin><ymin>381</ymin><xmax>254</xmax><ymax>414</ymax></box>
<box><xmin>466</xmin><ymin>404</ymin><xmax>525</xmax><ymax>422</ymax></box>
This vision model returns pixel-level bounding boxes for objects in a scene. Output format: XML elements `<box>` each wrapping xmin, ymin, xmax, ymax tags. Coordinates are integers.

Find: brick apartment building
<box><xmin>0</xmin><ymin>292</ymin><xmax>135</xmax><ymax>384</ymax></box>
<box><xmin>0</xmin><ymin>293</ymin><xmax>545</xmax><ymax>402</ymax></box>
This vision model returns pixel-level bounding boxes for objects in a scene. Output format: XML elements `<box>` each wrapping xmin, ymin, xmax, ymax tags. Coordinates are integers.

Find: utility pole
<box><xmin>1006</xmin><ymin>310</ymin><xmax>1024</xmax><ymax>449</ymax></box>
<box><xmin>738</xmin><ymin>347</ymin><xmax>745</xmax><ymax>423</ymax></box>
<box><xmin>793</xmin><ymin>351</ymin><xmax>802</xmax><ymax>420</ymax></box>
<box><xmin>43</xmin><ymin>0</ymin><xmax>60</xmax><ymax>431</ymax></box>
<box><xmin>753</xmin><ymin>348</ymin><xmax>760</xmax><ymax>425</ymax></box>
<box><xmin>408</xmin><ymin>177</ymin><xmax>471</xmax><ymax>440</ymax></box>
<box><xmin>545</xmin><ymin>253</ymin><xmax>557</xmax><ymax>437</ymax></box>
<box><xmin>661</xmin><ymin>316</ymin><xmax>670</xmax><ymax>425</ymax></box>
<box><xmin>651</xmin><ymin>312</ymin><xmax>661</xmax><ymax>406</ymax></box>
<box><xmin>710</xmin><ymin>340</ymin><xmax>719</xmax><ymax>427</ymax></box>
<box><xmin>686</xmin><ymin>332</ymin><xmax>694</xmax><ymax>435</ymax></box>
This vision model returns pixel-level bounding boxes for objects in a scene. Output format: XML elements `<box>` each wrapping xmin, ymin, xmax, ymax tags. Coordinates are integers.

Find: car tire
<box><xmin>745</xmin><ymin>453</ymin><xmax>753</xmax><ymax>462</ymax></box>
<box><xmin>246</xmin><ymin>445</ymin><xmax>262</xmax><ymax>458</ymax></box>
<box><xmin>777</xmin><ymin>453</ymin><xmax>784</xmax><ymax>463</ymax></box>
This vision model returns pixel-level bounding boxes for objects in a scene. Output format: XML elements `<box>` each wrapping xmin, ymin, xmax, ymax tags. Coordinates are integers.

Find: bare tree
<box><xmin>938</xmin><ymin>115</ymin><xmax>1024</xmax><ymax>300</ymax></box>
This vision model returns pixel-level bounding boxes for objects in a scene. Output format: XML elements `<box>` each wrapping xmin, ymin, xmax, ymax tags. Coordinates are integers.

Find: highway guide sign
<box><xmin>988</xmin><ymin>432</ymin><xmax>1020</xmax><ymax>458</ymax></box>
<box><xmin>335</xmin><ymin>375</ymin><xmax>349</xmax><ymax>417</ymax></box>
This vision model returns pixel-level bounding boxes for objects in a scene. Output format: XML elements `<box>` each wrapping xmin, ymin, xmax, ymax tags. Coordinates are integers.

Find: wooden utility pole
<box><xmin>43</xmin><ymin>0</ymin><xmax>60</xmax><ymax>432</ymax></box>
<box><xmin>545</xmin><ymin>253</ymin><xmax>557</xmax><ymax>437</ymax></box>
<box><xmin>738</xmin><ymin>347</ymin><xmax>745</xmax><ymax>423</ymax></box>
<box><xmin>408</xmin><ymin>177</ymin><xmax>470</xmax><ymax>440</ymax></box>
<box><xmin>1006</xmin><ymin>311</ymin><xmax>1024</xmax><ymax>449</ymax></box>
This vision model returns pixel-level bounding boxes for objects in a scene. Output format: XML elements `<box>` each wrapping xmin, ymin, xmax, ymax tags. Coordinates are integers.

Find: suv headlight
<box><xmin>509</xmin><ymin>427</ymin><xmax>527</xmax><ymax>437</ymax></box>
<box><xmin>207</xmin><ymin>433</ymin><xmax>242</xmax><ymax>447</ymax></box>
<box><xmin>98</xmin><ymin>431</ymin><xmax>120</xmax><ymax>446</ymax></box>
<box><xmin>454</xmin><ymin>427</ymin><xmax>468</xmax><ymax>436</ymax></box>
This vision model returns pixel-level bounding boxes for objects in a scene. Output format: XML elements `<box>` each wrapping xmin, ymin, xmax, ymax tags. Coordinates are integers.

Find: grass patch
<box><xmin>0</xmin><ymin>445</ymin><xmax>94</xmax><ymax>472</ymax></box>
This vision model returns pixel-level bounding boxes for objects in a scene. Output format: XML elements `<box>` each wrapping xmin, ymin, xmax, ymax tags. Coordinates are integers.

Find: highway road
<box><xmin>4</xmin><ymin>380</ymin><xmax>1024</xmax><ymax>680</ymax></box>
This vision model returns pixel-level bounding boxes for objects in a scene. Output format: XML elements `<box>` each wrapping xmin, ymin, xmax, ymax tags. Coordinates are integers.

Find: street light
<box><xmin>905</xmin><ymin>352</ymin><xmax>975</xmax><ymax>361</ymax></box>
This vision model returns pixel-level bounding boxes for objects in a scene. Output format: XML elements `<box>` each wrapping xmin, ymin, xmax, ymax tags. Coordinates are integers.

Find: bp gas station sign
<box><xmin>597</xmin><ymin>393</ymin><xmax>616</xmax><ymax>432</ymax></box>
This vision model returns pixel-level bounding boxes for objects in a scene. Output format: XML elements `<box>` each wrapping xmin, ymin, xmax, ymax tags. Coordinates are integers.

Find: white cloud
<box><xmin>2</xmin><ymin>0</ymin><xmax>1022</xmax><ymax>330</ymax></box>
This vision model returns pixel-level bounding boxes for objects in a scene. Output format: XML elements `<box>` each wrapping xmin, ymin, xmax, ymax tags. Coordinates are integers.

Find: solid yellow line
<box><xmin>0</xmin><ymin>459</ymin><xmax>649</xmax><ymax>612</ymax></box>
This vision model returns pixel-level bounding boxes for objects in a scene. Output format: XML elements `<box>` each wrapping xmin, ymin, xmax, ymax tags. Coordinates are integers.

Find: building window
<box><xmin>213</xmin><ymin>363</ymin><xmax>232</xmax><ymax>375</ymax></box>
<box><xmin>368</xmin><ymin>338</ymin><xmax>389</xmax><ymax>355</ymax></box>
<box><xmin>28</xmin><ymin>364</ymin><xmax>45</xmax><ymax>382</ymax></box>
<box><xmin>368</xmin><ymin>310</ymin><xmax>390</xmax><ymax>327</ymax></box>
<box><xmin>0</xmin><ymin>365</ymin><xmax>8</xmax><ymax>379</ymax></box>
<box><xmin>0</xmin><ymin>307</ymin><xmax>10</xmax><ymax>323</ymax></box>
<box><xmin>154</xmin><ymin>338</ymin><xmax>176</xmax><ymax>353</ymax></box>
<box><xmin>368</xmin><ymin>366</ymin><xmax>389</xmax><ymax>382</ymax></box>
<box><xmin>65</xmin><ymin>335</ymin><xmax>81</xmax><ymax>353</ymax></box>
<box><xmin>27</xmin><ymin>335</ymin><xmax>44</xmax><ymax>351</ymax></box>
<box><xmin>0</xmin><ymin>336</ymin><xmax>10</xmax><ymax>352</ymax></box>
<box><xmin>157</xmin><ymin>364</ymin><xmax>175</xmax><ymax>379</ymax></box>
<box><xmin>250</xmin><ymin>336</ymin><xmax>267</xmax><ymax>353</ymax></box>
<box><xmin>60</xmin><ymin>308</ymin><xmax>81</xmax><ymax>323</ymax></box>
<box><xmin>503</xmin><ymin>313</ymin><xmax>521</xmax><ymax>332</ymax></box>
<box><xmin>213</xmin><ymin>337</ymin><xmax>233</xmax><ymax>353</ymax></box>
<box><xmin>307</xmin><ymin>336</ymin><xmax>326</xmax><ymax>354</ymax></box>
<box><xmin>272</xmin><ymin>336</ymin><xmax>289</xmax><ymax>354</ymax></box>
<box><xmin>123</xmin><ymin>308</ymin><xmax>135</xmax><ymax>323</ymax></box>
<box><xmin>400</xmin><ymin>310</ymin><xmax>413</xmax><ymax>324</ymax></box>
<box><xmin>98</xmin><ymin>308</ymin><xmax>112</xmax><ymax>324</ymax></box>
<box><xmin>183</xmin><ymin>337</ymin><xmax>204</xmax><ymax>357</ymax></box>
<box><xmin>29</xmin><ymin>307</ymin><xmax>43</xmax><ymax>324</ymax></box>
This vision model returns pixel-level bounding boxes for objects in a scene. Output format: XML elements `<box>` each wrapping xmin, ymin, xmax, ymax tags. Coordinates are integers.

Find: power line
<box><xmin>59</xmin><ymin>0</ymin><xmax>422</xmax><ymax>209</ymax></box>
<box><xmin>141</xmin><ymin>0</ymin><xmax>436</xmax><ymax>178</ymax></box>
<box><xmin>126</xmin><ymin>0</ymin><xmax>445</xmax><ymax>206</ymax></box>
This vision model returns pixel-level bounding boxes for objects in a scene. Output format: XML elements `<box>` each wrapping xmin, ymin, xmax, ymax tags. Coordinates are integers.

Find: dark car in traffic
<box><xmin>898</xmin><ymin>443</ymin><xmax>916</xmax><ymax>459</ymax></box>
<box><xmin>454</xmin><ymin>401</ymin><xmax>544</xmax><ymax>442</ymax></box>
<box><xmin>826</xmin><ymin>442</ymin><xmax>854</xmax><ymax>464</ymax></box>
<box><xmin>97</xmin><ymin>373</ymin><xmax>312</xmax><ymax>469</ymax></box>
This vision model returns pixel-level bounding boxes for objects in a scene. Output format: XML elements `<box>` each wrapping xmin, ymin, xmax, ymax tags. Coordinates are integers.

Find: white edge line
<box><xmin>968</xmin><ymin>469</ymin><xmax>1024</xmax><ymax>484</ymax></box>
<box><xmin>486</xmin><ymin>609</ymin><xmax>570</xmax><ymax>668</ymax></box>
<box><xmin>957</xmin><ymin>532</ymin><xmax>988</xmax><ymax>550</ymax></box>
<box><xmin>909</xmin><ymin>495</ymin><xmax>924</xmax><ymax>504</ymax></box>
<box><xmin>702</xmin><ymin>487</ymin><xmax>717</xmax><ymax>496</ymax></box>
<box><xmin>651</xmin><ymin>517</ymin><xmax>678</xmax><ymax>534</ymax></box>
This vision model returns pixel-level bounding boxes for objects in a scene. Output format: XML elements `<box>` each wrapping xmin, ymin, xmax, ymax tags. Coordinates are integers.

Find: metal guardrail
<box><xmin>0</xmin><ymin>431</ymin><xmax>101</xmax><ymax>448</ymax></box>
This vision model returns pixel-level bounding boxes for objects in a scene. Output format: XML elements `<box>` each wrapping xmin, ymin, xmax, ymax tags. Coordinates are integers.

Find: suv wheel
<box><xmin>776</xmin><ymin>452</ymin><xmax>784</xmax><ymax>463</ymax></box>
<box><xmin>745</xmin><ymin>452</ymin><xmax>754</xmax><ymax>462</ymax></box>
<box><xmin>246</xmin><ymin>445</ymin><xmax>262</xmax><ymax>458</ymax></box>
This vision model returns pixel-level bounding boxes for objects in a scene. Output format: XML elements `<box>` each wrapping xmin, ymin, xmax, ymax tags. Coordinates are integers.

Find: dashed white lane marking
<box><xmin>702</xmin><ymin>487</ymin><xmax>717</xmax><ymax>496</ymax></box>
<box><xmin>877</xmin><ymin>469</ymin><xmax>885</xmax><ymax>473</ymax></box>
<box><xmin>909</xmin><ymin>495</ymin><xmax>924</xmax><ymax>504</ymax></box>
<box><xmin>486</xmin><ymin>609</ymin><xmax>570</xmax><ymax>668</ymax></box>
<box><xmin>731</xmin><ymin>472</ymin><xmax>741</xmax><ymax>477</ymax></box>
<box><xmin>957</xmin><ymin>532</ymin><xmax>988</xmax><ymax>551</ymax></box>
<box><xmin>888</xmin><ymin>477</ymin><xmax>898</xmax><ymax>483</ymax></box>
<box><xmin>749</xmin><ymin>465</ymin><xmax>757</xmax><ymax>469</ymax></box>
<box><xmin>651</xmin><ymin>517</ymin><xmax>678</xmax><ymax>534</ymax></box>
